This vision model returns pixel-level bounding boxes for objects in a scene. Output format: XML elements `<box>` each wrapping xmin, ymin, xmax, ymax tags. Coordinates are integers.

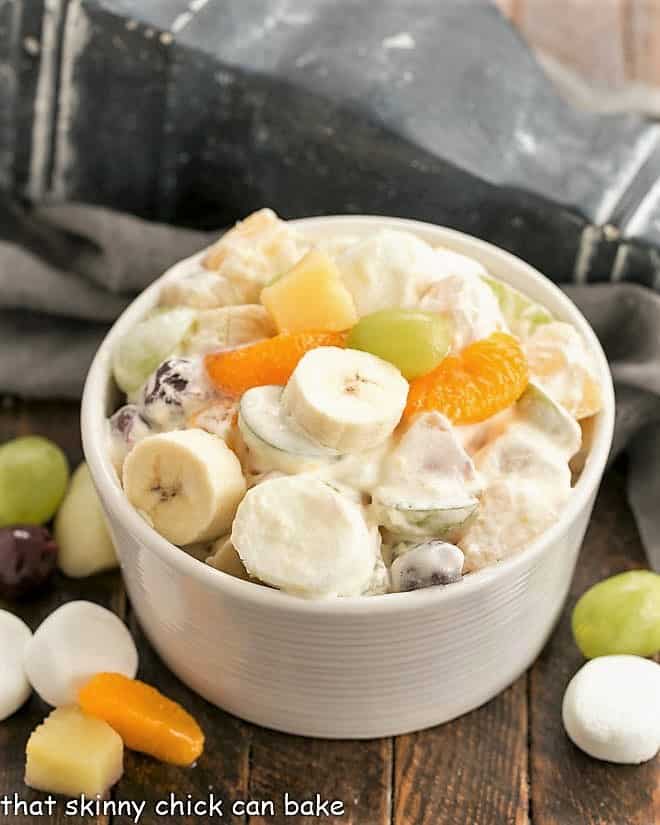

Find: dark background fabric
<box><xmin>2</xmin><ymin>1</ymin><xmax>660</xmax><ymax>284</ymax></box>
<box><xmin>1</xmin><ymin>1</ymin><xmax>659</xmax><ymax>567</ymax></box>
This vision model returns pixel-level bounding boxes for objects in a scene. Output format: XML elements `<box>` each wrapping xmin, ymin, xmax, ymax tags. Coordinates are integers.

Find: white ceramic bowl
<box><xmin>82</xmin><ymin>216</ymin><xmax>615</xmax><ymax>739</ymax></box>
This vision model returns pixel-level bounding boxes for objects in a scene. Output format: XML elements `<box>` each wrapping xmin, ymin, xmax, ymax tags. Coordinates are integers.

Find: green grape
<box><xmin>516</xmin><ymin>381</ymin><xmax>580</xmax><ymax>455</ymax></box>
<box><xmin>0</xmin><ymin>436</ymin><xmax>69</xmax><ymax>527</ymax></box>
<box><xmin>112</xmin><ymin>307</ymin><xmax>196</xmax><ymax>395</ymax></box>
<box><xmin>346</xmin><ymin>309</ymin><xmax>453</xmax><ymax>379</ymax></box>
<box><xmin>572</xmin><ymin>570</ymin><xmax>660</xmax><ymax>659</ymax></box>
<box><xmin>482</xmin><ymin>274</ymin><xmax>553</xmax><ymax>336</ymax></box>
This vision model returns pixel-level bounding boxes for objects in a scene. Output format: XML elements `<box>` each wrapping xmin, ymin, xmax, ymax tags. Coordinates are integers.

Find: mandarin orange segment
<box><xmin>78</xmin><ymin>672</ymin><xmax>204</xmax><ymax>767</ymax></box>
<box><xmin>204</xmin><ymin>330</ymin><xmax>346</xmax><ymax>396</ymax></box>
<box><xmin>404</xmin><ymin>332</ymin><xmax>528</xmax><ymax>425</ymax></box>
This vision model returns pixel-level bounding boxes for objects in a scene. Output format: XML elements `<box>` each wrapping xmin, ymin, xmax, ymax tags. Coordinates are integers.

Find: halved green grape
<box><xmin>516</xmin><ymin>381</ymin><xmax>581</xmax><ymax>457</ymax></box>
<box><xmin>0</xmin><ymin>436</ymin><xmax>69</xmax><ymax>527</ymax></box>
<box><xmin>112</xmin><ymin>307</ymin><xmax>197</xmax><ymax>395</ymax></box>
<box><xmin>572</xmin><ymin>570</ymin><xmax>660</xmax><ymax>658</ymax></box>
<box><xmin>346</xmin><ymin>309</ymin><xmax>453</xmax><ymax>380</ymax></box>
<box><xmin>372</xmin><ymin>412</ymin><xmax>481</xmax><ymax>541</ymax></box>
<box><xmin>373</xmin><ymin>496</ymin><xmax>478</xmax><ymax>542</ymax></box>
<box><xmin>239</xmin><ymin>385</ymin><xmax>340</xmax><ymax>475</ymax></box>
<box><xmin>482</xmin><ymin>275</ymin><xmax>553</xmax><ymax>336</ymax></box>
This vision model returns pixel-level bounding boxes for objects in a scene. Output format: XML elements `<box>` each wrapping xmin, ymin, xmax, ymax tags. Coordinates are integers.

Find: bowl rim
<box><xmin>82</xmin><ymin>215</ymin><xmax>615</xmax><ymax>616</ymax></box>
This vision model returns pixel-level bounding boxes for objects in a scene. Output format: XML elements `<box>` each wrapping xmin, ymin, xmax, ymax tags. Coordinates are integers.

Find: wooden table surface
<box><xmin>0</xmin><ymin>398</ymin><xmax>657</xmax><ymax>825</ymax></box>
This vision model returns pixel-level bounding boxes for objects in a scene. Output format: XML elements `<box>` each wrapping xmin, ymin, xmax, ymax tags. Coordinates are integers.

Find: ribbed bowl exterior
<box><xmin>82</xmin><ymin>216</ymin><xmax>614</xmax><ymax>739</ymax></box>
<box><xmin>108</xmin><ymin>499</ymin><xmax>593</xmax><ymax>738</ymax></box>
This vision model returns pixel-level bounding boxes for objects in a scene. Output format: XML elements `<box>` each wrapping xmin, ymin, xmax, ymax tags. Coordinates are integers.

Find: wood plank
<box><xmin>0</xmin><ymin>401</ymin><xmax>120</xmax><ymax>824</ymax></box>
<box><xmin>394</xmin><ymin>677</ymin><xmax>529</xmax><ymax>825</ymax></box>
<box><xmin>247</xmin><ymin>731</ymin><xmax>392</xmax><ymax>825</ymax></box>
<box><xmin>0</xmin><ymin>397</ymin><xmax>83</xmax><ymax>467</ymax></box>
<box><xmin>0</xmin><ymin>400</ymin><xmax>252</xmax><ymax>823</ymax></box>
<box><xmin>0</xmin><ymin>569</ymin><xmax>124</xmax><ymax>825</ymax></box>
<box><xmin>109</xmin><ymin>607</ymin><xmax>252</xmax><ymax>825</ymax></box>
<box><xmin>530</xmin><ymin>466</ymin><xmax>659</xmax><ymax>825</ymax></box>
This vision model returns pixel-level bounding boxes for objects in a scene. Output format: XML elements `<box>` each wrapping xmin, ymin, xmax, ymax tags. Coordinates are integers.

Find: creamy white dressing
<box><xmin>419</xmin><ymin>266</ymin><xmax>506</xmax><ymax>351</ymax></box>
<box><xmin>109</xmin><ymin>218</ymin><xmax>604</xmax><ymax>596</ymax></box>
<box><xmin>373</xmin><ymin>412</ymin><xmax>480</xmax><ymax>508</ymax></box>
<box><xmin>524</xmin><ymin>322</ymin><xmax>602</xmax><ymax>419</ymax></box>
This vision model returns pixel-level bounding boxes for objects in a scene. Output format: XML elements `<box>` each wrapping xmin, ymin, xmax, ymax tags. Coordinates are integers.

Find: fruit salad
<box><xmin>108</xmin><ymin>209</ymin><xmax>604</xmax><ymax>599</ymax></box>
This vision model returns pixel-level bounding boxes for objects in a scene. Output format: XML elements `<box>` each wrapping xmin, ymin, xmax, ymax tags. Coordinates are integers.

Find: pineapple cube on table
<box><xmin>25</xmin><ymin>706</ymin><xmax>123</xmax><ymax>798</ymax></box>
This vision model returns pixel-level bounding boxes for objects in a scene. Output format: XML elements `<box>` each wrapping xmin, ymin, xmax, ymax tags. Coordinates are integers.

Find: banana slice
<box><xmin>238</xmin><ymin>385</ymin><xmax>340</xmax><ymax>475</ymax></box>
<box><xmin>372</xmin><ymin>412</ymin><xmax>481</xmax><ymax>541</ymax></box>
<box><xmin>231</xmin><ymin>476</ymin><xmax>377</xmax><ymax>597</ymax></box>
<box><xmin>122</xmin><ymin>429</ymin><xmax>246</xmax><ymax>545</ymax></box>
<box><xmin>182</xmin><ymin>305</ymin><xmax>275</xmax><ymax>355</ymax></box>
<box><xmin>281</xmin><ymin>347</ymin><xmax>408</xmax><ymax>452</ymax></box>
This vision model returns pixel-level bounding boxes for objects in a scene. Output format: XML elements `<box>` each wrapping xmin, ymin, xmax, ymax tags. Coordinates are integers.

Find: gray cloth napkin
<box><xmin>0</xmin><ymin>203</ymin><xmax>658</xmax><ymax>569</ymax></box>
<box><xmin>0</xmin><ymin>201</ymin><xmax>213</xmax><ymax>398</ymax></box>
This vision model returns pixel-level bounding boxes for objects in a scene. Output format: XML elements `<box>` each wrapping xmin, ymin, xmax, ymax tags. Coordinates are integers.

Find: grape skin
<box><xmin>0</xmin><ymin>436</ymin><xmax>69</xmax><ymax>527</ymax></box>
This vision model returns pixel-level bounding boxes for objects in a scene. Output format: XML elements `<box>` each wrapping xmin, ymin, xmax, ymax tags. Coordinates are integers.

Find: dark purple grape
<box><xmin>391</xmin><ymin>541</ymin><xmax>464</xmax><ymax>593</ymax></box>
<box><xmin>109</xmin><ymin>404</ymin><xmax>152</xmax><ymax>445</ymax></box>
<box><xmin>110</xmin><ymin>404</ymin><xmax>149</xmax><ymax>438</ymax></box>
<box><xmin>142</xmin><ymin>358</ymin><xmax>193</xmax><ymax>406</ymax></box>
<box><xmin>139</xmin><ymin>358</ymin><xmax>212</xmax><ymax>428</ymax></box>
<box><xmin>0</xmin><ymin>525</ymin><xmax>58</xmax><ymax>600</ymax></box>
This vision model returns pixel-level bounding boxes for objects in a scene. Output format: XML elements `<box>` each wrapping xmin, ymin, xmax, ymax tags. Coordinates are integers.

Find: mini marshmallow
<box><xmin>24</xmin><ymin>601</ymin><xmax>138</xmax><ymax>707</ymax></box>
<box><xmin>0</xmin><ymin>610</ymin><xmax>32</xmax><ymax>720</ymax></box>
<box><xmin>562</xmin><ymin>655</ymin><xmax>660</xmax><ymax>764</ymax></box>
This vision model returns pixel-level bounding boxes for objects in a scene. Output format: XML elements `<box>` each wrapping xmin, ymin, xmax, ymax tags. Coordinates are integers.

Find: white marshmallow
<box><xmin>562</xmin><ymin>655</ymin><xmax>660</xmax><ymax>764</ymax></box>
<box><xmin>24</xmin><ymin>601</ymin><xmax>138</xmax><ymax>707</ymax></box>
<box><xmin>337</xmin><ymin>229</ymin><xmax>444</xmax><ymax>316</ymax></box>
<box><xmin>0</xmin><ymin>611</ymin><xmax>32</xmax><ymax>720</ymax></box>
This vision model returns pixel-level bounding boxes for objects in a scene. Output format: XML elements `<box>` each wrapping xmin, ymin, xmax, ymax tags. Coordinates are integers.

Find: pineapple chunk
<box><xmin>25</xmin><ymin>706</ymin><xmax>123</xmax><ymax>798</ymax></box>
<box><xmin>203</xmin><ymin>208</ymin><xmax>279</xmax><ymax>270</ymax></box>
<box><xmin>206</xmin><ymin>536</ymin><xmax>250</xmax><ymax>580</ymax></box>
<box><xmin>260</xmin><ymin>249</ymin><xmax>358</xmax><ymax>333</ymax></box>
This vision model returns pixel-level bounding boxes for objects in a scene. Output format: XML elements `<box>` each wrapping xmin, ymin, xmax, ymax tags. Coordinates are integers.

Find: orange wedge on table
<box><xmin>79</xmin><ymin>672</ymin><xmax>204</xmax><ymax>767</ymax></box>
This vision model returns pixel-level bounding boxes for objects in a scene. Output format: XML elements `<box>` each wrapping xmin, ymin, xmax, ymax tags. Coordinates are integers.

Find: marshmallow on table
<box><xmin>0</xmin><ymin>610</ymin><xmax>32</xmax><ymax>720</ymax></box>
<box><xmin>24</xmin><ymin>601</ymin><xmax>138</xmax><ymax>707</ymax></box>
<box><xmin>562</xmin><ymin>655</ymin><xmax>660</xmax><ymax>764</ymax></box>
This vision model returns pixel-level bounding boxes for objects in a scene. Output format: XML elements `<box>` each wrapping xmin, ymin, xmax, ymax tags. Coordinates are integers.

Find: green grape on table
<box><xmin>112</xmin><ymin>307</ymin><xmax>197</xmax><ymax>395</ymax></box>
<box><xmin>346</xmin><ymin>309</ymin><xmax>453</xmax><ymax>380</ymax></box>
<box><xmin>0</xmin><ymin>436</ymin><xmax>69</xmax><ymax>527</ymax></box>
<box><xmin>572</xmin><ymin>570</ymin><xmax>660</xmax><ymax>659</ymax></box>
